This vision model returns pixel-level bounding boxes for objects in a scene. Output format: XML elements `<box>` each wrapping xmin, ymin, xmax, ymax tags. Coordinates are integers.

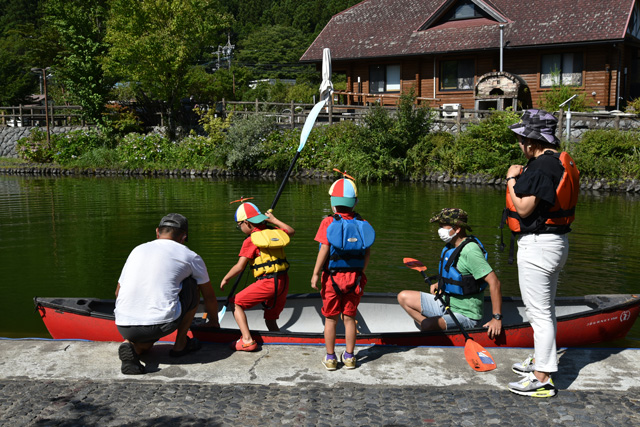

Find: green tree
<box><xmin>42</xmin><ymin>0</ymin><xmax>112</xmax><ymax>124</ymax></box>
<box><xmin>103</xmin><ymin>0</ymin><xmax>232</xmax><ymax>138</ymax></box>
<box><xmin>235</xmin><ymin>25</ymin><xmax>310</xmax><ymax>80</ymax></box>
<box><xmin>0</xmin><ymin>0</ymin><xmax>41</xmax><ymax>105</ymax></box>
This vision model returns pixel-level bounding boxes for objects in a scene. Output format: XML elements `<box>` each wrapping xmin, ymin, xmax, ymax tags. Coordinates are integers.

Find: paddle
<box><xmin>403</xmin><ymin>257</ymin><xmax>497</xmax><ymax>372</ymax></box>
<box><xmin>269</xmin><ymin>98</ymin><xmax>327</xmax><ymax>211</ymax></box>
<box><xmin>218</xmin><ymin>102</ymin><xmax>324</xmax><ymax>323</ymax></box>
<box><xmin>217</xmin><ymin>268</ymin><xmax>245</xmax><ymax>323</ymax></box>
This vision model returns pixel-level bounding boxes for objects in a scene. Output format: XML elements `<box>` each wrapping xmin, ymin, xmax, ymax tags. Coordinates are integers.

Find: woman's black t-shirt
<box><xmin>512</xmin><ymin>150</ymin><xmax>566</xmax><ymax>232</ymax></box>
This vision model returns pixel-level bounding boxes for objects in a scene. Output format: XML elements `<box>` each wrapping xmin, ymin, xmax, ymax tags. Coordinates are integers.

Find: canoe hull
<box><xmin>34</xmin><ymin>293</ymin><xmax>640</xmax><ymax>348</ymax></box>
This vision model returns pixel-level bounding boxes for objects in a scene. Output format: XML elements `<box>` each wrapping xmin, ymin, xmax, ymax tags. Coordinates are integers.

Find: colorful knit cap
<box><xmin>509</xmin><ymin>109</ymin><xmax>560</xmax><ymax>145</ymax></box>
<box><xmin>329</xmin><ymin>178</ymin><xmax>358</xmax><ymax>207</ymax></box>
<box><xmin>235</xmin><ymin>202</ymin><xmax>268</xmax><ymax>224</ymax></box>
<box><xmin>429</xmin><ymin>208</ymin><xmax>472</xmax><ymax>231</ymax></box>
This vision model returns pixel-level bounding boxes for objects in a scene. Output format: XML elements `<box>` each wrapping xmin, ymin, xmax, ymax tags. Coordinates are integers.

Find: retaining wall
<box><xmin>0</xmin><ymin>126</ymin><xmax>93</xmax><ymax>158</ymax></box>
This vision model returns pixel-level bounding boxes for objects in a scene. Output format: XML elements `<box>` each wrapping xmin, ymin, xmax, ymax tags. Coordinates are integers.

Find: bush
<box><xmin>52</xmin><ymin>129</ymin><xmax>111</xmax><ymax>164</ymax></box>
<box><xmin>258</xmin><ymin>128</ymin><xmax>300</xmax><ymax>171</ymax></box>
<box><xmin>625</xmin><ymin>97</ymin><xmax>640</xmax><ymax>114</ymax></box>
<box><xmin>570</xmin><ymin>129</ymin><xmax>640</xmax><ymax>179</ymax></box>
<box><xmin>451</xmin><ymin>110</ymin><xmax>522</xmax><ymax>176</ymax></box>
<box><xmin>225</xmin><ymin>114</ymin><xmax>277</xmax><ymax>169</ymax></box>
<box><xmin>102</xmin><ymin>104</ymin><xmax>143</xmax><ymax>137</ymax></box>
<box><xmin>298</xmin><ymin>120</ymin><xmax>359</xmax><ymax>171</ymax></box>
<box><xmin>538</xmin><ymin>83</ymin><xmax>591</xmax><ymax>112</ymax></box>
<box><xmin>67</xmin><ymin>147</ymin><xmax>123</xmax><ymax>169</ymax></box>
<box><xmin>16</xmin><ymin>128</ymin><xmax>55</xmax><ymax>163</ymax></box>
<box><xmin>116</xmin><ymin>133</ymin><xmax>172</xmax><ymax>169</ymax></box>
<box><xmin>406</xmin><ymin>132</ymin><xmax>457</xmax><ymax>176</ymax></box>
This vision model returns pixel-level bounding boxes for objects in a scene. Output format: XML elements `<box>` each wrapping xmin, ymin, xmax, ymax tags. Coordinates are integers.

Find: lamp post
<box><xmin>31</xmin><ymin>67</ymin><xmax>51</xmax><ymax>148</ymax></box>
<box><xmin>559</xmin><ymin>94</ymin><xmax>578</xmax><ymax>142</ymax></box>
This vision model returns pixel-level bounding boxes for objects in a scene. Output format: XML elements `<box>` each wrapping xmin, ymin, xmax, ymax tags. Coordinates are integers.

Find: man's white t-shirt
<box><xmin>115</xmin><ymin>239</ymin><xmax>210</xmax><ymax>326</ymax></box>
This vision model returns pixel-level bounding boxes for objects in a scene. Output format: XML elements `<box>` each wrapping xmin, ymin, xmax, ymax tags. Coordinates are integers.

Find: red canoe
<box><xmin>34</xmin><ymin>293</ymin><xmax>640</xmax><ymax>347</ymax></box>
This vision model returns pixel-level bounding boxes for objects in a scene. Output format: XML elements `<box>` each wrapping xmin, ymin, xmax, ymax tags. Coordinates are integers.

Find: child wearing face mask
<box><xmin>311</xmin><ymin>177</ymin><xmax>375</xmax><ymax>371</ymax></box>
<box><xmin>397</xmin><ymin>208</ymin><xmax>503</xmax><ymax>339</ymax></box>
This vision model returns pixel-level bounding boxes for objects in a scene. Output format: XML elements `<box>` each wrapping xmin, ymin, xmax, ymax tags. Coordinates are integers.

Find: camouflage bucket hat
<box><xmin>429</xmin><ymin>208</ymin><xmax>472</xmax><ymax>232</ymax></box>
<box><xmin>509</xmin><ymin>109</ymin><xmax>560</xmax><ymax>146</ymax></box>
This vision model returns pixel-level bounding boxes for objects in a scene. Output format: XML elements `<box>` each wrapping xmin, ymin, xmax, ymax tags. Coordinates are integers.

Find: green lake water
<box><xmin>1</xmin><ymin>175</ymin><xmax>638</xmax><ymax>346</ymax></box>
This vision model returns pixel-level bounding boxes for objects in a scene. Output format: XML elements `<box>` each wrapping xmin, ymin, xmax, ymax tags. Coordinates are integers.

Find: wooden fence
<box><xmin>2</xmin><ymin>100</ymin><xmax>638</xmax><ymax>141</ymax></box>
<box><xmin>0</xmin><ymin>105</ymin><xmax>86</xmax><ymax>127</ymax></box>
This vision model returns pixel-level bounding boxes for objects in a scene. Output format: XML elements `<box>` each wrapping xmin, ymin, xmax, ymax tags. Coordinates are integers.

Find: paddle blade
<box><xmin>464</xmin><ymin>339</ymin><xmax>497</xmax><ymax>372</ymax></box>
<box><xmin>217</xmin><ymin>305</ymin><xmax>227</xmax><ymax>324</ymax></box>
<box><xmin>298</xmin><ymin>100</ymin><xmax>327</xmax><ymax>151</ymax></box>
<box><xmin>403</xmin><ymin>257</ymin><xmax>427</xmax><ymax>272</ymax></box>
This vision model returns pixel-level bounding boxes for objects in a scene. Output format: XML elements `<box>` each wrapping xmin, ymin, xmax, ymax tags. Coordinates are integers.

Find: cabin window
<box><xmin>369</xmin><ymin>64</ymin><xmax>401</xmax><ymax>93</ymax></box>
<box><xmin>440</xmin><ymin>59</ymin><xmax>474</xmax><ymax>91</ymax></box>
<box><xmin>541</xmin><ymin>53</ymin><xmax>583</xmax><ymax>87</ymax></box>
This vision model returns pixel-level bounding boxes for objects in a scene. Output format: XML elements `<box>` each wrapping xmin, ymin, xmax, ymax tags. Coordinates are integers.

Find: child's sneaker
<box><xmin>508</xmin><ymin>372</ymin><xmax>557</xmax><ymax>398</ymax></box>
<box><xmin>322</xmin><ymin>354</ymin><xmax>338</xmax><ymax>371</ymax></box>
<box><xmin>341</xmin><ymin>351</ymin><xmax>356</xmax><ymax>369</ymax></box>
<box><xmin>512</xmin><ymin>354</ymin><xmax>536</xmax><ymax>376</ymax></box>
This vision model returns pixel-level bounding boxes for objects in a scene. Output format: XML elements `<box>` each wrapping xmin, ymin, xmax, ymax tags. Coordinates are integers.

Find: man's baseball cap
<box><xmin>235</xmin><ymin>202</ymin><xmax>268</xmax><ymax>224</ymax></box>
<box><xmin>158</xmin><ymin>213</ymin><xmax>189</xmax><ymax>240</ymax></box>
<box><xmin>329</xmin><ymin>178</ymin><xmax>358</xmax><ymax>207</ymax></box>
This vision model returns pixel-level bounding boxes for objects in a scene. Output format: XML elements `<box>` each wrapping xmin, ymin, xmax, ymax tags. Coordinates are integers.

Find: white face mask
<box><xmin>438</xmin><ymin>227</ymin><xmax>456</xmax><ymax>243</ymax></box>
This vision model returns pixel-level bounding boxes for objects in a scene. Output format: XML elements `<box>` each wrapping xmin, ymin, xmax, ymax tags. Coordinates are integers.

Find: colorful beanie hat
<box><xmin>329</xmin><ymin>178</ymin><xmax>358</xmax><ymax>207</ymax></box>
<box><xmin>235</xmin><ymin>202</ymin><xmax>268</xmax><ymax>224</ymax></box>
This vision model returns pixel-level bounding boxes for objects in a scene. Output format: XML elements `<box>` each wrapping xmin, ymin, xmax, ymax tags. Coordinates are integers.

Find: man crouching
<box><xmin>115</xmin><ymin>213</ymin><xmax>219</xmax><ymax>374</ymax></box>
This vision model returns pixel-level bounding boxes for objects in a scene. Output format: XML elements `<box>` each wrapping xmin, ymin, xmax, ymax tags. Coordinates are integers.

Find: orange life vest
<box><xmin>505</xmin><ymin>151</ymin><xmax>580</xmax><ymax>234</ymax></box>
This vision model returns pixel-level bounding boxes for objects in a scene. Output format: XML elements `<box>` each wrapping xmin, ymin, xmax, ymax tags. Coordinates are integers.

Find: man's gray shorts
<box><xmin>117</xmin><ymin>277</ymin><xmax>199</xmax><ymax>343</ymax></box>
<box><xmin>420</xmin><ymin>291</ymin><xmax>480</xmax><ymax>330</ymax></box>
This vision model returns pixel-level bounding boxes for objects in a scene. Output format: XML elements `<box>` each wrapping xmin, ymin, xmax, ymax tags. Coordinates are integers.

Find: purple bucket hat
<box><xmin>509</xmin><ymin>109</ymin><xmax>560</xmax><ymax>145</ymax></box>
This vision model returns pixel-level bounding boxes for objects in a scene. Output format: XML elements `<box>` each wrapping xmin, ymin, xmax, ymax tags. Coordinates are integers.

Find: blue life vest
<box><xmin>438</xmin><ymin>236</ymin><xmax>488</xmax><ymax>296</ymax></box>
<box><xmin>325</xmin><ymin>213</ymin><xmax>375</xmax><ymax>271</ymax></box>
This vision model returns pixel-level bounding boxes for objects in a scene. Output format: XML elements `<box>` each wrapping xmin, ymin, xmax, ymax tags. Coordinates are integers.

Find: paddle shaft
<box><xmin>270</xmin><ymin>150</ymin><xmax>301</xmax><ymax>211</ymax></box>
<box><xmin>419</xmin><ymin>270</ymin><xmax>472</xmax><ymax>341</ymax></box>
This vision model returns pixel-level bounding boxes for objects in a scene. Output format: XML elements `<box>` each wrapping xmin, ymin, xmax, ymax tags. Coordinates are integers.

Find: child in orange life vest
<box><xmin>221</xmin><ymin>202</ymin><xmax>295</xmax><ymax>351</ymax></box>
<box><xmin>311</xmin><ymin>178</ymin><xmax>375</xmax><ymax>370</ymax></box>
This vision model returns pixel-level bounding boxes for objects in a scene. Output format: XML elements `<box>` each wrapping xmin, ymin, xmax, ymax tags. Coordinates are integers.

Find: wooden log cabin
<box><xmin>300</xmin><ymin>0</ymin><xmax>640</xmax><ymax>112</ymax></box>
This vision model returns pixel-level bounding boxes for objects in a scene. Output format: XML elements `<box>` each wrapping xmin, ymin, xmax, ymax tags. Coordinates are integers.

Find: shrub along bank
<box><xmin>9</xmin><ymin>97</ymin><xmax>640</xmax><ymax>190</ymax></box>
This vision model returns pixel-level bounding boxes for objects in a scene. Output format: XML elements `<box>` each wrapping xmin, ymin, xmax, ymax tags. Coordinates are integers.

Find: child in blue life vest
<box><xmin>221</xmin><ymin>202</ymin><xmax>295</xmax><ymax>351</ymax></box>
<box><xmin>311</xmin><ymin>177</ymin><xmax>375</xmax><ymax>370</ymax></box>
<box><xmin>397</xmin><ymin>208</ymin><xmax>503</xmax><ymax>339</ymax></box>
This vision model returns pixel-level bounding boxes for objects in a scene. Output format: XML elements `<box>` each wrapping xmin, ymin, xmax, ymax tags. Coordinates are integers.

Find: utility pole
<box><xmin>31</xmin><ymin>67</ymin><xmax>51</xmax><ymax>148</ymax></box>
<box><xmin>216</xmin><ymin>34</ymin><xmax>235</xmax><ymax>70</ymax></box>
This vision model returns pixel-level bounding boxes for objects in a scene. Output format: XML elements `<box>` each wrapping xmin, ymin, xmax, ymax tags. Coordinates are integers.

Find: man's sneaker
<box><xmin>508</xmin><ymin>372</ymin><xmax>557</xmax><ymax>398</ymax></box>
<box><xmin>512</xmin><ymin>354</ymin><xmax>535</xmax><ymax>376</ymax></box>
<box><xmin>322</xmin><ymin>354</ymin><xmax>338</xmax><ymax>371</ymax></box>
<box><xmin>341</xmin><ymin>351</ymin><xmax>356</xmax><ymax>369</ymax></box>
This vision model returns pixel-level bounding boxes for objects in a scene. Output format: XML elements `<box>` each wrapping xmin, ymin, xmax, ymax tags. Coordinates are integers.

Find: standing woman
<box><xmin>503</xmin><ymin>109</ymin><xmax>579</xmax><ymax>398</ymax></box>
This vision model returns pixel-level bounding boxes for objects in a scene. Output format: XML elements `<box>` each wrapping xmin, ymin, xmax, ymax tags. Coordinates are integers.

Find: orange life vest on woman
<box><xmin>505</xmin><ymin>151</ymin><xmax>580</xmax><ymax>234</ymax></box>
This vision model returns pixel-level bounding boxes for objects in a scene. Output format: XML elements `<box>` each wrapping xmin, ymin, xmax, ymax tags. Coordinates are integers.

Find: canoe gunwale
<box><xmin>34</xmin><ymin>293</ymin><xmax>640</xmax><ymax>342</ymax></box>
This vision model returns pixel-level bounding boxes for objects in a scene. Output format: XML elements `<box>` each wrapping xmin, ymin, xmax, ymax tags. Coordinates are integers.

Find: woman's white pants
<box><xmin>517</xmin><ymin>233</ymin><xmax>569</xmax><ymax>373</ymax></box>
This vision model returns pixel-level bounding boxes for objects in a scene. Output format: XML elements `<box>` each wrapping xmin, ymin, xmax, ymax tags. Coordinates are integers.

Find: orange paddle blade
<box><xmin>403</xmin><ymin>257</ymin><xmax>427</xmax><ymax>272</ymax></box>
<box><xmin>332</xmin><ymin>168</ymin><xmax>356</xmax><ymax>181</ymax></box>
<box><xmin>464</xmin><ymin>339</ymin><xmax>497</xmax><ymax>372</ymax></box>
<box><xmin>229</xmin><ymin>197</ymin><xmax>254</xmax><ymax>204</ymax></box>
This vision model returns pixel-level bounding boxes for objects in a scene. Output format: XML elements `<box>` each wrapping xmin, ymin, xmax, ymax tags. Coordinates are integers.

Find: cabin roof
<box><xmin>301</xmin><ymin>0</ymin><xmax>636</xmax><ymax>62</ymax></box>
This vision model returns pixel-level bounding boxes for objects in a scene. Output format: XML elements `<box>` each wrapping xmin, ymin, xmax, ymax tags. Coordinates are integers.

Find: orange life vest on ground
<box><xmin>505</xmin><ymin>151</ymin><xmax>580</xmax><ymax>234</ymax></box>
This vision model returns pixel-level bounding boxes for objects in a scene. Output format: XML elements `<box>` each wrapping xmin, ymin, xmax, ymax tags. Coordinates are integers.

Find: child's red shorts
<box><xmin>232</xmin><ymin>274</ymin><xmax>289</xmax><ymax>320</ymax></box>
<box><xmin>320</xmin><ymin>271</ymin><xmax>367</xmax><ymax>318</ymax></box>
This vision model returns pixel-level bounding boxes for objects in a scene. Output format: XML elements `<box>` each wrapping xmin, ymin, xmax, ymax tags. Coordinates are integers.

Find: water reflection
<box><xmin>1</xmin><ymin>175</ymin><xmax>638</xmax><ymax>344</ymax></box>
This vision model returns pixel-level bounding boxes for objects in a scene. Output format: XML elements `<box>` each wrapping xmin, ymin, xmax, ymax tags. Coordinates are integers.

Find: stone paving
<box><xmin>1</xmin><ymin>340</ymin><xmax>640</xmax><ymax>426</ymax></box>
<box><xmin>0</xmin><ymin>379</ymin><xmax>639</xmax><ymax>426</ymax></box>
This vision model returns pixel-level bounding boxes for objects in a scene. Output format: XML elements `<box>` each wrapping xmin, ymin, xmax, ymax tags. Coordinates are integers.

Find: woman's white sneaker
<box><xmin>508</xmin><ymin>372</ymin><xmax>557</xmax><ymax>398</ymax></box>
<box><xmin>512</xmin><ymin>354</ymin><xmax>535</xmax><ymax>376</ymax></box>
